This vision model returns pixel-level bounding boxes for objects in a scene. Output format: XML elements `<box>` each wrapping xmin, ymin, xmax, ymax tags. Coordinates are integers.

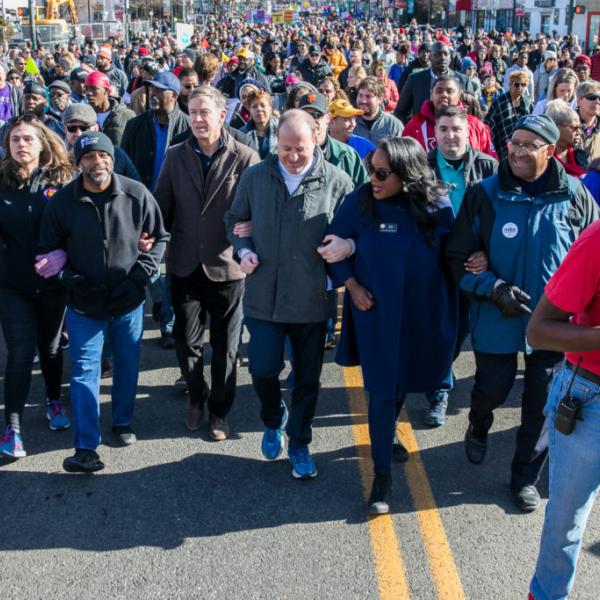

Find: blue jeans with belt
<box><xmin>66</xmin><ymin>305</ymin><xmax>144</xmax><ymax>451</ymax></box>
<box><xmin>530</xmin><ymin>364</ymin><xmax>600</xmax><ymax>600</ymax></box>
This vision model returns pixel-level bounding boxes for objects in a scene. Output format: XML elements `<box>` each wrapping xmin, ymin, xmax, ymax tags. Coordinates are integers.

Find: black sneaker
<box><xmin>367</xmin><ymin>470</ymin><xmax>392</xmax><ymax>515</ymax></box>
<box><xmin>160</xmin><ymin>333</ymin><xmax>175</xmax><ymax>349</ymax></box>
<box><xmin>63</xmin><ymin>449</ymin><xmax>104</xmax><ymax>473</ymax></box>
<box><xmin>464</xmin><ymin>424</ymin><xmax>487</xmax><ymax>464</ymax></box>
<box><xmin>112</xmin><ymin>425</ymin><xmax>137</xmax><ymax>446</ymax></box>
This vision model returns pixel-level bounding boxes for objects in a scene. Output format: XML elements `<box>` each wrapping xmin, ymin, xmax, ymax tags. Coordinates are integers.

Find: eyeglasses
<box><xmin>366</xmin><ymin>164</ymin><xmax>393</xmax><ymax>182</ymax></box>
<box><xmin>66</xmin><ymin>124</ymin><xmax>92</xmax><ymax>133</ymax></box>
<box><xmin>182</xmin><ymin>84</ymin><xmax>196</xmax><ymax>89</ymax></box>
<box><xmin>7</xmin><ymin>114</ymin><xmax>38</xmax><ymax>126</ymax></box>
<box><xmin>583</xmin><ymin>93</ymin><xmax>600</xmax><ymax>102</ymax></box>
<box><xmin>508</xmin><ymin>140</ymin><xmax>549</xmax><ymax>153</ymax></box>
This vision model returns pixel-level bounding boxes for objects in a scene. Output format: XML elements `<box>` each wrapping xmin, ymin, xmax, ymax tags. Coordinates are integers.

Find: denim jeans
<box><xmin>530</xmin><ymin>364</ymin><xmax>600</xmax><ymax>600</ymax></box>
<box><xmin>66</xmin><ymin>305</ymin><xmax>144</xmax><ymax>451</ymax></box>
<box><xmin>148</xmin><ymin>271</ymin><xmax>175</xmax><ymax>335</ymax></box>
<box><xmin>246</xmin><ymin>316</ymin><xmax>326</xmax><ymax>449</ymax></box>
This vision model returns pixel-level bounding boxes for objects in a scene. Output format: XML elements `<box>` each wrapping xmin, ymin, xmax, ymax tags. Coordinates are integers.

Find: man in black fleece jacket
<box><xmin>38</xmin><ymin>132</ymin><xmax>168</xmax><ymax>473</ymax></box>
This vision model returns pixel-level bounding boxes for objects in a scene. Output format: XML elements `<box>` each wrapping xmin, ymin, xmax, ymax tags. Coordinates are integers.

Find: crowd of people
<box><xmin>0</xmin><ymin>14</ymin><xmax>599</xmax><ymax>600</ymax></box>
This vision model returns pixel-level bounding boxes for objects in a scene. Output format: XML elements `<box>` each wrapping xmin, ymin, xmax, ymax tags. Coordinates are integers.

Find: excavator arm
<box><xmin>45</xmin><ymin>0</ymin><xmax>78</xmax><ymax>24</ymax></box>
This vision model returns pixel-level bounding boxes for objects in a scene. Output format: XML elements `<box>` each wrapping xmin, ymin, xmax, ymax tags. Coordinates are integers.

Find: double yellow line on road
<box><xmin>343</xmin><ymin>366</ymin><xmax>466</xmax><ymax>600</ymax></box>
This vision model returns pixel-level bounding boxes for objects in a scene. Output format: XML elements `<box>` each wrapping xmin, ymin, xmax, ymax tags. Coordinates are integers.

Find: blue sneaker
<box><xmin>424</xmin><ymin>390</ymin><xmax>448</xmax><ymax>427</ymax></box>
<box><xmin>261</xmin><ymin>405</ymin><xmax>288</xmax><ymax>460</ymax></box>
<box><xmin>0</xmin><ymin>426</ymin><xmax>26</xmax><ymax>458</ymax></box>
<box><xmin>46</xmin><ymin>399</ymin><xmax>70</xmax><ymax>431</ymax></box>
<box><xmin>288</xmin><ymin>446</ymin><xmax>318</xmax><ymax>480</ymax></box>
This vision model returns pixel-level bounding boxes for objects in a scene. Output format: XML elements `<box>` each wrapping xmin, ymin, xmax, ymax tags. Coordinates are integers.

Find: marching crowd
<box><xmin>0</xmin><ymin>15</ymin><xmax>600</xmax><ymax>599</ymax></box>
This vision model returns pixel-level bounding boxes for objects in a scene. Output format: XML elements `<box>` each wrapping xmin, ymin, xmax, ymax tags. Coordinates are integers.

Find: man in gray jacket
<box><xmin>353</xmin><ymin>77</ymin><xmax>404</xmax><ymax>145</ymax></box>
<box><xmin>225</xmin><ymin>110</ymin><xmax>353</xmax><ymax>480</ymax></box>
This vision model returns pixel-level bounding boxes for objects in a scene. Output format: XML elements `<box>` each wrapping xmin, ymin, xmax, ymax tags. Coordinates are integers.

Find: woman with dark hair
<box><xmin>0</xmin><ymin>117</ymin><xmax>74</xmax><ymax>458</ymax></box>
<box><xmin>284</xmin><ymin>82</ymin><xmax>318</xmax><ymax>110</ymax></box>
<box><xmin>326</xmin><ymin>138</ymin><xmax>458</xmax><ymax>514</ymax></box>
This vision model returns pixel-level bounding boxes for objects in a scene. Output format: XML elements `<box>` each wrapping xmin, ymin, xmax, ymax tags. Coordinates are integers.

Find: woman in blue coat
<box><xmin>327</xmin><ymin>137</ymin><xmax>458</xmax><ymax>514</ymax></box>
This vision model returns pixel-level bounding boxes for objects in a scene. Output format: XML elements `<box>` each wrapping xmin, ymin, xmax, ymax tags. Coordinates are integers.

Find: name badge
<box><xmin>379</xmin><ymin>223</ymin><xmax>398</xmax><ymax>233</ymax></box>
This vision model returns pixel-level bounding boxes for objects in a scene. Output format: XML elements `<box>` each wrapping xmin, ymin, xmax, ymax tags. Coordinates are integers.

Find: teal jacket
<box><xmin>324</xmin><ymin>135</ymin><xmax>369</xmax><ymax>188</ymax></box>
<box><xmin>446</xmin><ymin>158</ymin><xmax>598</xmax><ymax>354</ymax></box>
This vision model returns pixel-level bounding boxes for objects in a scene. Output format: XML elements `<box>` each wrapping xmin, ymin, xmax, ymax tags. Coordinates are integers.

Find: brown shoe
<box><xmin>209</xmin><ymin>413</ymin><xmax>229</xmax><ymax>441</ymax></box>
<box><xmin>185</xmin><ymin>399</ymin><xmax>203</xmax><ymax>431</ymax></box>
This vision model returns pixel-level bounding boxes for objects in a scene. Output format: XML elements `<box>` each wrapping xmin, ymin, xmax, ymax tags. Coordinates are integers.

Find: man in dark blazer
<box><xmin>153</xmin><ymin>86</ymin><xmax>259</xmax><ymax>440</ymax></box>
<box><xmin>395</xmin><ymin>41</ymin><xmax>475</xmax><ymax>124</ymax></box>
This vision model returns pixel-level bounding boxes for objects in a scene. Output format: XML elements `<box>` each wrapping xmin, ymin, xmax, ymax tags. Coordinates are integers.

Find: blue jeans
<box><xmin>530</xmin><ymin>364</ymin><xmax>600</xmax><ymax>600</ymax></box>
<box><xmin>66</xmin><ymin>305</ymin><xmax>144</xmax><ymax>451</ymax></box>
<box><xmin>148</xmin><ymin>271</ymin><xmax>175</xmax><ymax>335</ymax></box>
<box><xmin>246</xmin><ymin>316</ymin><xmax>326</xmax><ymax>449</ymax></box>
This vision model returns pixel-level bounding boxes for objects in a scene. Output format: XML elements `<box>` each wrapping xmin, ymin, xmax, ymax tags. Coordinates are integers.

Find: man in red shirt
<box><xmin>527</xmin><ymin>220</ymin><xmax>600</xmax><ymax>600</ymax></box>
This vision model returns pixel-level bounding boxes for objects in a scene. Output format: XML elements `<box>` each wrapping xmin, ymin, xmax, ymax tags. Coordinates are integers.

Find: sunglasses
<box><xmin>66</xmin><ymin>124</ymin><xmax>92</xmax><ymax>133</ymax></box>
<box><xmin>182</xmin><ymin>84</ymin><xmax>196</xmax><ymax>89</ymax></box>
<box><xmin>512</xmin><ymin>82</ymin><xmax>527</xmax><ymax>88</ymax></box>
<box><xmin>366</xmin><ymin>164</ymin><xmax>393</xmax><ymax>182</ymax></box>
<box><xmin>583</xmin><ymin>93</ymin><xmax>600</xmax><ymax>102</ymax></box>
<box><xmin>576</xmin><ymin>67</ymin><xmax>589</xmax><ymax>72</ymax></box>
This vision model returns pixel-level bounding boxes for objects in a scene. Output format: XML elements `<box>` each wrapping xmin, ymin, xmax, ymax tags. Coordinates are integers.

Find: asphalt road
<box><xmin>1</xmin><ymin>308</ymin><xmax>599</xmax><ymax>600</ymax></box>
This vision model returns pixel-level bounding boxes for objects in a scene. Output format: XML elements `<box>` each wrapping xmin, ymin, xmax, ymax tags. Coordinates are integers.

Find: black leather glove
<box><xmin>107</xmin><ymin>277</ymin><xmax>144</xmax><ymax>312</ymax></box>
<box><xmin>490</xmin><ymin>281</ymin><xmax>532</xmax><ymax>316</ymax></box>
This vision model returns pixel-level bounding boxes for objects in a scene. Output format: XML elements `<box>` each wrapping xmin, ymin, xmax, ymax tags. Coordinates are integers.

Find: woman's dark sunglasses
<box><xmin>583</xmin><ymin>93</ymin><xmax>600</xmax><ymax>102</ymax></box>
<box><xmin>366</xmin><ymin>164</ymin><xmax>393</xmax><ymax>182</ymax></box>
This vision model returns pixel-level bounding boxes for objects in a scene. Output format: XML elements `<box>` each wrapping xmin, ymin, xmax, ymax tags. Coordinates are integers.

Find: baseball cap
<box><xmin>237</xmin><ymin>47</ymin><xmax>254</xmax><ymax>59</ymax></box>
<box><xmin>574</xmin><ymin>54</ymin><xmax>591</xmax><ymax>68</ymax></box>
<box><xmin>513</xmin><ymin>114</ymin><xmax>559</xmax><ymax>145</ymax></box>
<box><xmin>309</xmin><ymin>45</ymin><xmax>321</xmax><ymax>56</ymax></box>
<box><xmin>74</xmin><ymin>131</ymin><xmax>114</xmax><ymax>164</ymax></box>
<box><xmin>70</xmin><ymin>67</ymin><xmax>88</xmax><ymax>82</ymax></box>
<box><xmin>144</xmin><ymin>71</ymin><xmax>180</xmax><ymax>95</ymax></box>
<box><xmin>298</xmin><ymin>91</ymin><xmax>329</xmax><ymax>117</ymax></box>
<box><xmin>329</xmin><ymin>99</ymin><xmax>364</xmax><ymax>118</ymax></box>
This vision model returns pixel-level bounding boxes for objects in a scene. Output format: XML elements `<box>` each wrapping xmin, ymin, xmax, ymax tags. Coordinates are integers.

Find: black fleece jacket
<box><xmin>38</xmin><ymin>173</ymin><xmax>169</xmax><ymax>318</ymax></box>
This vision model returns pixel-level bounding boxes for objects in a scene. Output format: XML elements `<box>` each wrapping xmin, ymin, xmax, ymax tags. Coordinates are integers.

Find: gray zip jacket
<box><xmin>225</xmin><ymin>149</ymin><xmax>353</xmax><ymax>323</ymax></box>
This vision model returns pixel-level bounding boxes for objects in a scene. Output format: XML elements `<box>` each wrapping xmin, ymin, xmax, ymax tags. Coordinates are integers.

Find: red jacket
<box><xmin>592</xmin><ymin>55</ymin><xmax>600</xmax><ymax>84</ymax></box>
<box><xmin>383</xmin><ymin>78</ymin><xmax>399</xmax><ymax>112</ymax></box>
<box><xmin>402</xmin><ymin>100</ymin><xmax>497</xmax><ymax>158</ymax></box>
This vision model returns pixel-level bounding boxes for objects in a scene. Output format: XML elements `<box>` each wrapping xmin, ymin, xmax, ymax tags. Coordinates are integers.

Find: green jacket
<box><xmin>324</xmin><ymin>135</ymin><xmax>369</xmax><ymax>188</ymax></box>
<box><xmin>225</xmin><ymin>149</ymin><xmax>353</xmax><ymax>323</ymax></box>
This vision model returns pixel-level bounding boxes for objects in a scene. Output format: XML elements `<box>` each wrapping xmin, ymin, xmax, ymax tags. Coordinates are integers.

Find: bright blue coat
<box><xmin>327</xmin><ymin>186</ymin><xmax>458</xmax><ymax>397</ymax></box>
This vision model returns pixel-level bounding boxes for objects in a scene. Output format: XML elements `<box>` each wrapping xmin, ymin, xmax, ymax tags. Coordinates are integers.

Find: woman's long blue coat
<box><xmin>327</xmin><ymin>186</ymin><xmax>458</xmax><ymax>397</ymax></box>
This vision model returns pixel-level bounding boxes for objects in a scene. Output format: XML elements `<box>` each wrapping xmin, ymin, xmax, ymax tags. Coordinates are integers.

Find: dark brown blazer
<box><xmin>154</xmin><ymin>130</ymin><xmax>260</xmax><ymax>281</ymax></box>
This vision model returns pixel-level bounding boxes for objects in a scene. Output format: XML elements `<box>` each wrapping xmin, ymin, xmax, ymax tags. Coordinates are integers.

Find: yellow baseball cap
<box><xmin>236</xmin><ymin>47</ymin><xmax>254</xmax><ymax>59</ymax></box>
<box><xmin>329</xmin><ymin>99</ymin><xmax>364</xmax><ymax>118</ymax></box>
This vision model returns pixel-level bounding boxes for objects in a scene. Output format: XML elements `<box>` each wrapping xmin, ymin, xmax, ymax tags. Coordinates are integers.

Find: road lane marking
<box><xmin>396</xmin><ymin>412</ymin><xmax>467</xmax><ymax>600</ymax></box>
<box><xmin>343</xmin><ymin>363</ymin><xmax>466</xmax><ymax>600</ymax></box>
<box><xmin>343</xmin><ymin>366</ymin><xmax>411</xmax><ymax>600</ymax></box>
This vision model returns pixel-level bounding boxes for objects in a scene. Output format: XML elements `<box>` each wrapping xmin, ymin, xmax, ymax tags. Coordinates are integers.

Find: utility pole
<box><xmin>567</xmin><ymin>0</ymin><xmax>575</xmax><ymax>35</ymax></box>
<box><xmin>27</xmin><ymin>0</ymin><xmax>36</xmax><ymax>49</ymax></box>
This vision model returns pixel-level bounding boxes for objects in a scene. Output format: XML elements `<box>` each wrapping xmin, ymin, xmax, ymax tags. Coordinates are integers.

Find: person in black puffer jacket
<box><xmin>298</xmin><ymin>46</ymin><xmax>332</xmax><ymax>87</ymax></box>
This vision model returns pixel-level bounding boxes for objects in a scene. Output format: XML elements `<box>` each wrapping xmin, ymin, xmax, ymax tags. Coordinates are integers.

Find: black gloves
<box><xmin>107</xmin><ymin>277</ymin><xmax>145</xmax><ymax>312</ymax></box>
<box><xmin>490</xmin><ymin>281</ymin><xmax>532</xmax><ymax>316</ymax></box>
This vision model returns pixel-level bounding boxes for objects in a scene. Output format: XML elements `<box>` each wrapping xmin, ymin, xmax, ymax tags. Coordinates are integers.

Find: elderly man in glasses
<box><xmin>485</xmin><ymin>70</ymin><xmax>533</xmax><ymax>162</ymax></box>
<box><xmin>446</xmin><ymin>114</ymin><xmax>598</xmax><ymax>513</ymax></box>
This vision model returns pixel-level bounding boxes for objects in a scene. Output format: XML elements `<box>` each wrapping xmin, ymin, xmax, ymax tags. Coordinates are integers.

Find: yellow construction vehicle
<box><xmin>16</xmin><ymin>0</ymin><xmax>79</xmax><ymax>47</ymax></box>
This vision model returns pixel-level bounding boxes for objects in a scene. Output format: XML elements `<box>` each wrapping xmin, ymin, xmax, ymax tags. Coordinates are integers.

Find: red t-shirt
<box><xmin>545</xmin><ymin>220</ymin><xmax>600</xmax><ymax>376</ymax></box>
